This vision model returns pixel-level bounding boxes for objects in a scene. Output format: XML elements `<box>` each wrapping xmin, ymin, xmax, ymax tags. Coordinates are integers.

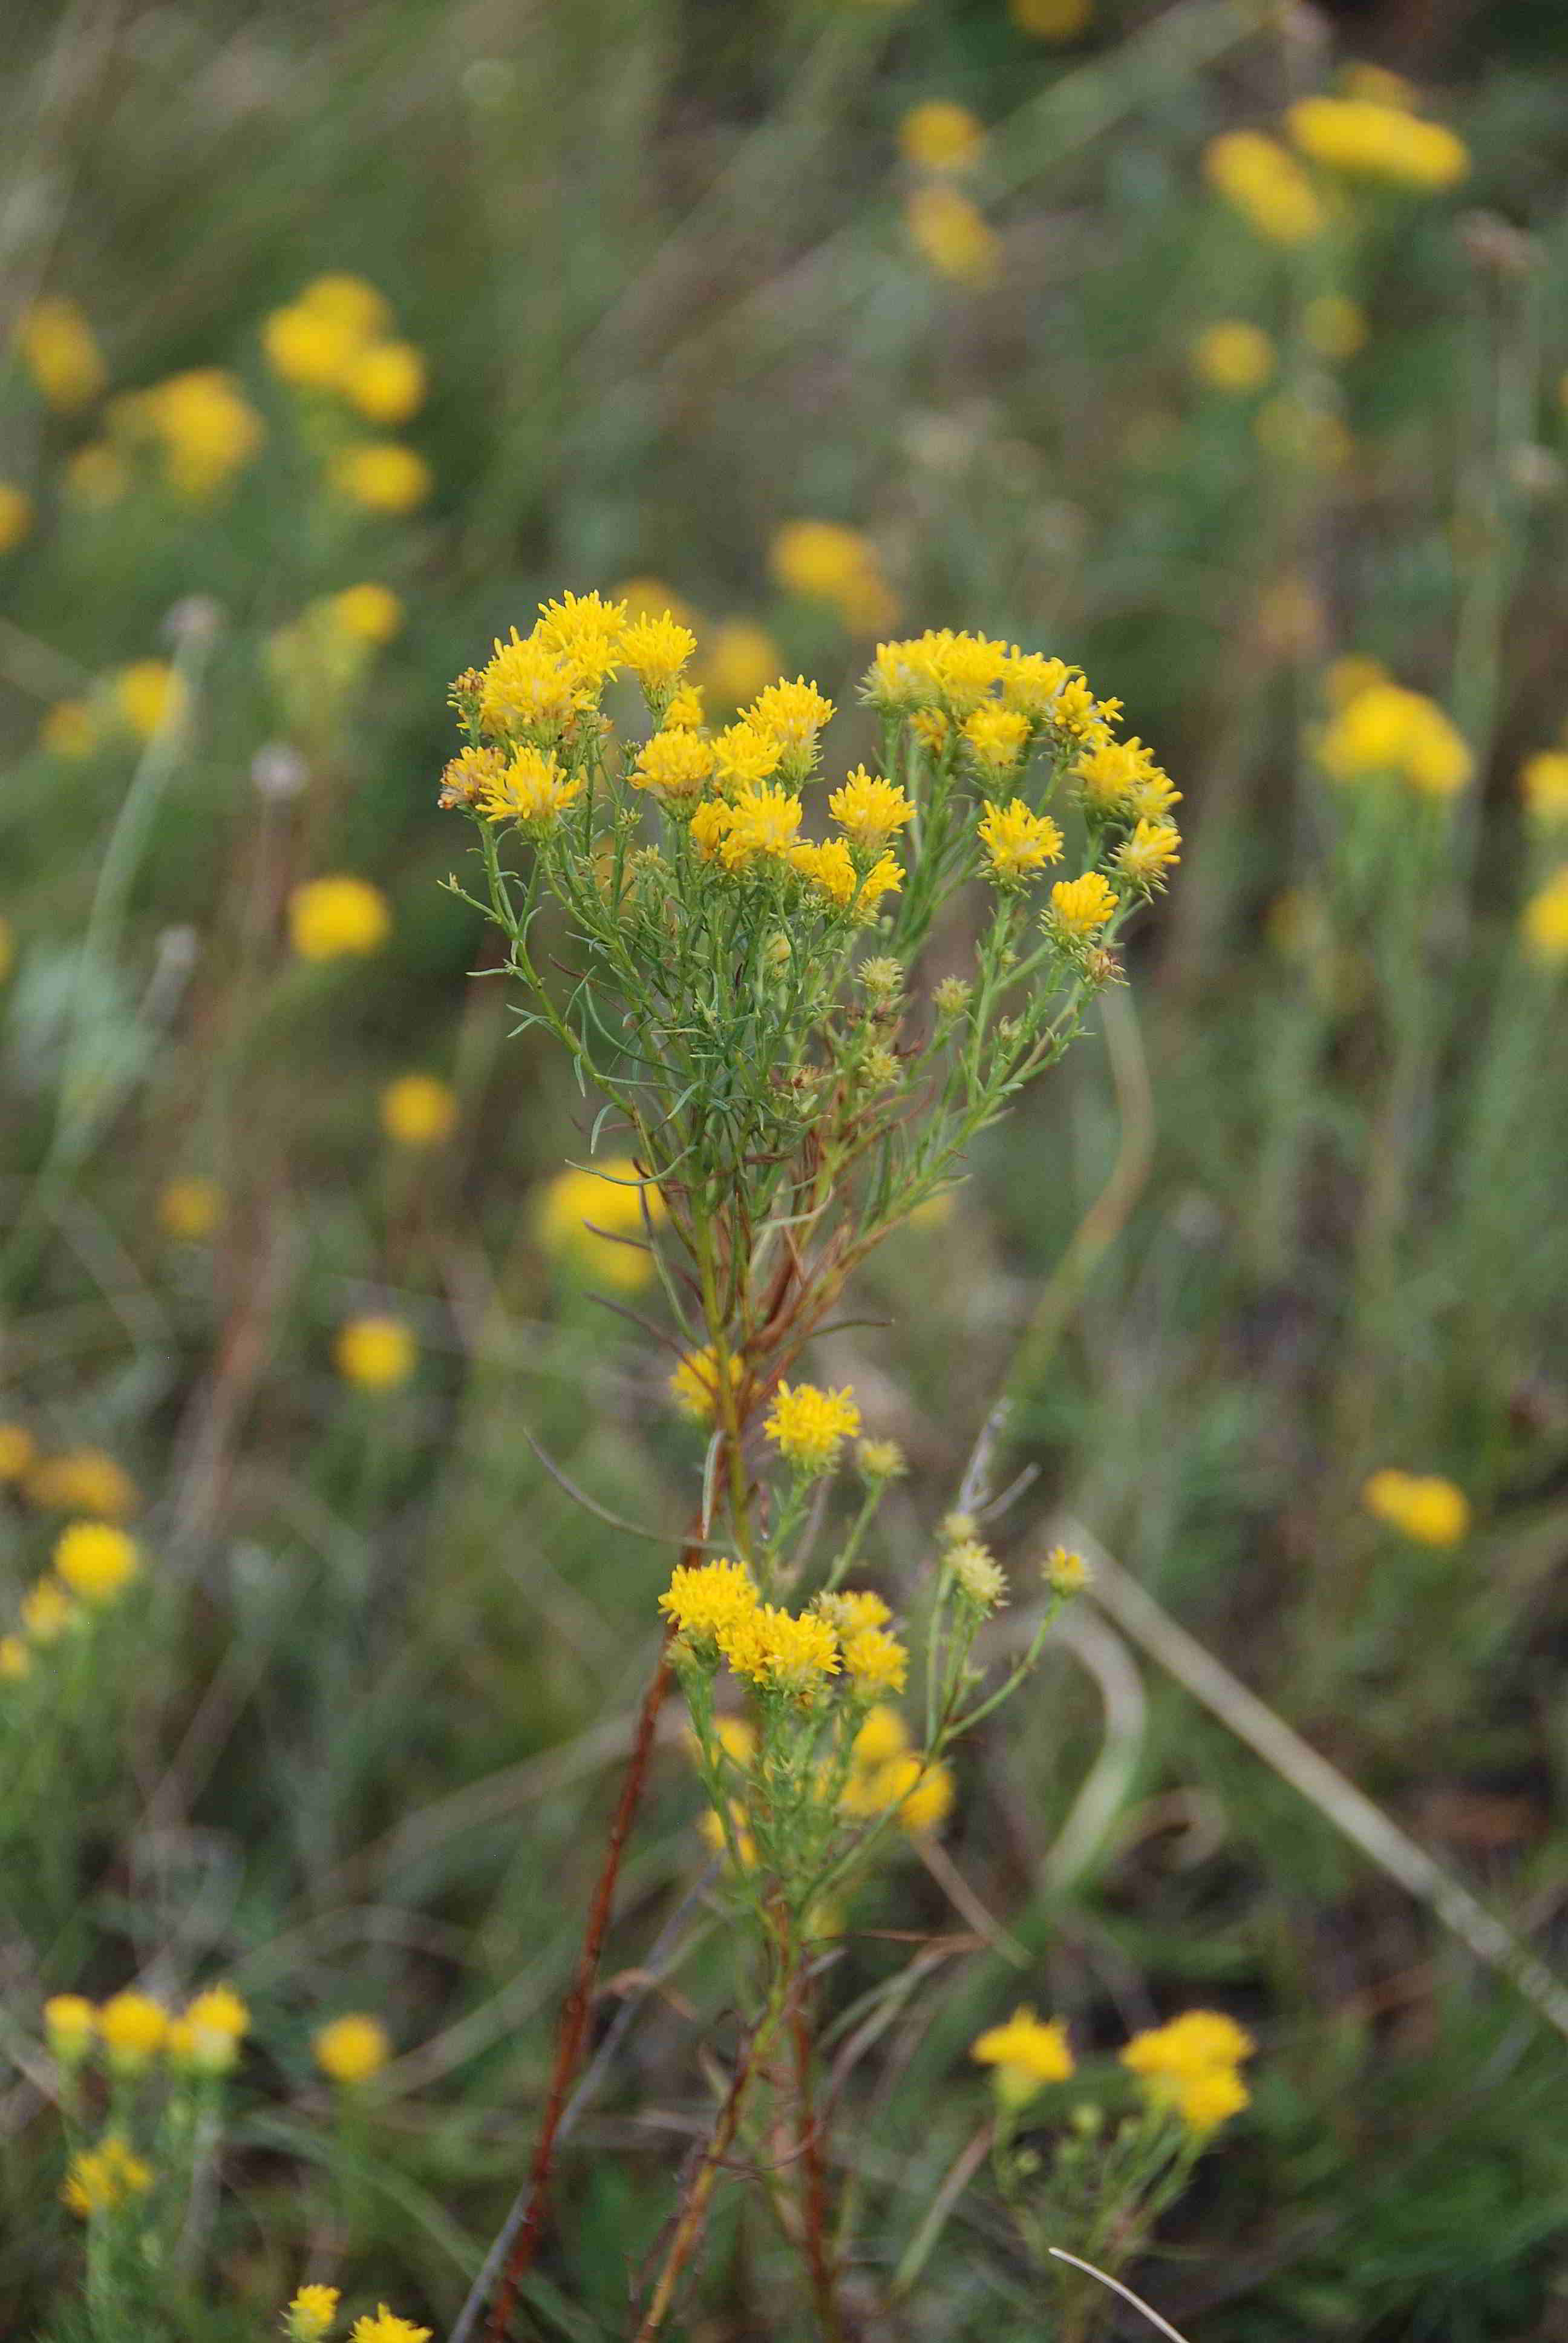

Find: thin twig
<box><xmin>1048</xmin><ymin>2248</ymin><xmax>1194</xmax><ymax>2343</ymax></box>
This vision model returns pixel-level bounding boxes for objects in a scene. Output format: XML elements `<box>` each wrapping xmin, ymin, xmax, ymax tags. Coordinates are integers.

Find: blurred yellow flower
<box><xmin>1323</xmin><ymin>654</ymin><xmax>1387</xmax><ymax>708</ymax></box>
<box><xmin>315</xmin><ymin>2012</ymin><xmax>391</xmax><ymax>2083</ymax></box>
<box><xmin>53</xmin><ymin>1521</ymin><xmax>141</xmax><ymax>1606</ymax></box>
<box><xmin>333</xmin><ymin>442</ymin><xmax>433</xmax><ymax>513</ymax></box>
<box><xmin>613</xmin><ymin>575</ymin><xmax>696</xmax><ymax>629</ymax></box>
<box><xmin>1191</xmin><ymin>321</ymin><xmax>1275</xmax><ymax>393</ymax></box>
<box><xmin>899</xmin><ymin>102</ymin><xmax>985</xmax><ymax>173</ymax></box>
<box><xmin>286</xmin><ymin>2287</ymin><xmax>342</xmax><ymax>2342</ymax></box>
<box><xmin>906</xmin><ymin>185</ymin><xmax>1000</xmax><ymax>286</ymax></box>
<box><xmin>118</xmin><ymin>370</ymin><xmax>264</xmax><ymax>500</ymax></box>
<box><xmin>1010</xmin><ymin>0</ymin><xmax>1091</xmax><ymax>36</ymax></box>
<box><xmin>64</xmin><ymin>2135</ymin><xmax>152</xmax><ymax>2217</ymax></box>
<box><xmin>1317</xmin><ymin>680</ymin><xmax>1471</xmax><ymax>798</ymax></box>
<box><xmin>0</xmin><ymin>1423</ymin><xmax>34</xmax><ymax>1481</ymax></box>
<box><xmin>174</xmin><ymin>1985</ymin><xmax>250</xmax><ymax>2073</ymax></box>
<box><xmin>113</xmin><ymin>660</ymin><xmax>188</xmax><ymax>743</ymax></box>
<box><xmin>17</xmin><ymin>296</ymin><xmax>106</xmax><ymax>410</ymax></box>
<box><xmin>1204</xmin><ymin>131</ymin><xmax>1324</xmax><ymax>246</ymax></box>
<box><xmin>0</xmin><ymin>1636</ymin><xmax>30</xmax><ymax>1681</ymax></box>
<box><xmin>1521</xmin><ymin>868</ymin><xmax>1568</xmax><ymax>966</ymax></box>
<box><xmin>349</xmin><ymin>340</ymin><xmax>428</xmax><ymax>425</ymax></box>
<box><xmin>22</xmin><ymin>1581</ymin><xmax>77</xmax><ymax>1644</ymax></box>
<box><xmin>1303</xmin><ymin>293</ymin><xmax>1367</xmax><ymax>360</ymax></box>
<box><xmin>301</xmin><ymin>274</ymin><xmax>393</xmax><ymax>339</ymax></box>
<box><xmin>770</xmin><ymin>521</ymin><xmax>896</xmax><ymax>634</ymax></box>
<box><xmin>25</xmin><ymin>1447</ymin><xmax>139</xmax><ymax>1519</ymax></box>
<box><xmin>381</xmin><ymin>1073</ymin><xmax>457</xmax><ymax>1147</ymax></box>
<box><xmin>44</xmin><ymin>1994</ymin><xmax>97</xmax><ymax>2060</ymax></box>
<box><xmin>1521</xmin><ymin>750</ymin><xmax>1568</xmax><ymax>827</ymax></box>
<box><xmin>158</xmin><ymin>1176</ymin><xmax>224</xmax><ymax>1240</ymax></box>
<box><xmin>1287</xmin><ymin>97</ymin><xmax>1468</xmax><ymax>191</ymax></box>
<box><xmin>1120</xmin><ymin>2009</ymin><xmax>1255</xmax><ymax>2135</ymax></box>
<box><xmin>668</xmin><ymin>1343</ymin><xmax>741</xmax><ymax>1423</ymax></box>
<box><xmin>328</xmin><ymin>583</ymin><xmax>405</xmax><ymax>643</ymax></box>
<box><xmin>335</xmin><ymin>1317</ymin><xmax>417</xmax><ymax>1391</ymax></box>
<box><xmin>0</xmin><ymin>482</ymin><xmax>34</xmax><ymax>554</ymax></box>
<box><xmin>699</xmin><ymin>619</ymin><xmax>782</xmax><ymax>708</ymax></box>
<box><xmin>289</xmin><ymin>876</ymin><xmax>392</xmax><ymax>960</ymax></box>
<box><xmin>1362</xmin><ymin>1468</ymin><xmax>1471</xmax><ymax>1546</ymax></box>
<box><xmin>348</xmin><ymin>2310</ymin><xmax>431</xmax><ymax>2343</ymax></box>
<box><xmin>536</xmin><ymin>1158</ymin><xmax>666</xmax><ymax>1290</ymax></box>
<box><xmin>99</xmin><ymin>1990</ymin><xmax>169</xmax><ymax>2070</ymax></box>
<box><xmin>264</xmin><ymin>303</ymin><xmax>364</xmax><ymax>393</ymax></box>
<box><xmin>40</xmin><ymin>701</ymin><xmax>100</xmax><ymax>758</ymax></box>
<box><xmin>972</xmin><ymin>2005</ymin><xmax>1075</xmax><ymax>2105</ymax></box>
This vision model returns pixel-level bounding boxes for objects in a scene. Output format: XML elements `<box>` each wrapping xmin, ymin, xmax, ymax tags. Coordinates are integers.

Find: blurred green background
<box><xmin>4</xmin><ymin>0</ymin><xmax>1568</xmax><ymax>2336</ymax></box>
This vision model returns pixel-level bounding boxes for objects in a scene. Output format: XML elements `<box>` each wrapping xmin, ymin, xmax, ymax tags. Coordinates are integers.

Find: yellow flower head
<box><xmin>701</xmin><ymin>620</ymin><xmax>782</xmax><ymax>708</ymax></box>
<box><xmin>21</xmin><ymin>1581</ymin><xmax>76</xmax><ymax>1645</ymax></box>
<box><xmin>534</xmin><ymin>589</ymin><xmax>627</xmax><ymax>686</ymax></box>
<box><xmin>690</xmin><ymin>799</ymin><xmax>737</xmax><ymax>864</ymax></box>
<box><xmin>1191</xmin><ymin>321</ymin><xmax>1276</xmax><ymax>393</ymax></box>
<box><xmin>1044</xmin><ymin>1544</ymin><xmax>1090</xmax><ymax>1594</ymax></box>
<box><xmin>300</xmin><ymin>274</ymin><xmax>392</xmax><ymax>339</ymax></box>
<box><xmin>659</xmin><ymin>1558</ymin><xmax>760</xmax><ymax>1648</ymax></box>
<box><xmin>1203</xmin><ymin>129</ymin><xmax>1324</xmax><ymax>245</ymax></box>
<box><xmin>769</xmin><ymin>522</ymin><xmax>895</xmax><ymax>631</ymax></box>
<box><xmin>1362</xmin><ymin>1469</ymin><xmax>1470</xmax><ymax>1547</ymax></box>
<box><xmin>64</xmin><ymin>2135</ymin><xmax>152</xmax><ymax>2217</ymax></box>
<box><xmin>1048</xmin><ymin>873</ymin><xmax>1119</xmax><ymax>937</ymax></box>
<box><xmin>817</xmin><ymin>1588</ymin><xmax>893</xmax><ymax>1636</ymax></box>
<box><xmin>632</xmin><ymin>727</ymin><xmax>716</xmax><ymax>802</ymax></box>
<box><xmin>53</xmin><ymin>1521</ymin><xmax>140</xmax><ymax>1607</ymax></box>
<box><xmin>668</xmin><ymin>1344</ymin><xmax>742</xmax><ymax>1423</ymax></box>
<box><xmin>900</xmin><ymin>101</ymin><xmax>985</xmax><ymax>173</ymax></box>
<box><xmin>842</xmin><ymin>1625</ymin><xmax>909</xmax><ymax>1693</ymax></box>
<box><xmin>315</xmin><ymin>2013</ymin><xmax>391</xmax><ymax>2085</ymax></box>
<box><xmin>1287</xmin><ymin>97</ymin><xmax>1468</xmax><ymax>190</ymax></box>
<box><xmin>44</xmin><ymin>1995</ymin><xmax>97</xmax><ymax>2062</ymax></box>
<box><xmin>1317</xmin><ymin>682</ymin><xmax>1472</xmax><ymax>797</ymax></box>
<box><xmin>479</xmin><ymin>745</ymin><xmax>584</xmax><ymax>826</ymax></box>
<box><xmin>265</xmin><ymin>304</ymin><xmax>365</xmax><ymax>393</ymax></box>
<box><xmin>619</xmin><ymin>612</ymin><xmax>699</xmax><ymax>696</ymax></box>
<box><xmin>1120</xmin><ymin>2008</ymin><xmax>1255</xmax><ymax>2134</ymax></box>
<box><xmin>851</xmin><ymin>1702</ymin><xmax>910</xmax><ymax>1768</ymax></box>
<box><xmin>964</xmin><ymin>704</ymin><xmax>1031</xmax><ymax>773</ymax></box>
<box><xmin>125</xmin><ymin>370</ymin><xmax>264</xmax><ymax>500</ymax></box>
<box><xmin>978</xmin><ymin>798</ymin><xmax>1063</xmax><ymax>885</ymax></box>
<box><xmin>718</xmin><ymin>1602</ymin><xmax>841</xmax><ymax>1697</ymax></box>
<box><xmin>480</xmin><ymin>633</ymin><xmax>591</xmax><ymax>742</ymax></box>
<box><xmin>175</xmin><ymin>1985</ymin><xmax>251</xmax><ymax>2074</ymax></box>
<box><xmin>158</xmin><ymin>1176</ymin><xmax>224</xmax><ymax>1240</ymax></box>
<box><xmin>745</xmin><ymin>677</ymin><xmax>835</xmax><ymax>763</ymax></box>
<box><xmin>335</xmin><ymin>1317</ymin><xmax>417</xmax><ymax>1392</ymax></box>
<box><xmin>348</xmin><ymin>341</ymin><xmax>427</xmax><ymax>425</ymax></box>
<box><xmin>722</xmin><ymin>781</ymin><xmax>805</xmax><ymax>868</ymax></box>
<box><xmin>18</xmin><ymin>297</ymin><xmax>106</xmax><ymax>410</ymax></box>
<box><xmin>333</xmin><ymin>442</ymin><xmax>433</xmax><ymax>513</ymax></box>
<box><xmin>25</xmin><ymin>1447</ymin><xmax>137</xmax><ymax>1519</ymax></box>
<box><xmin>0</xmin><ymin>481</ymin><xmax>33</xmax><ymax>554</ymax></box>
<box><xmin>286</xmin><ymin>2285</ymin><xmax>342</xmax><ymax>2341</ymax></box>
<box><xmin>113</xmin><ymin>660</ymin><xmax>187</xmax><ymax>742</ymax></box>
<box><xmin>662</xmin><ymin>683</ymin><xmax>705</xmax><ymax>729</ymax></box>
<box><xmin>764</xmin><ymin>1381</ymin><xmax>861</xmax><ymax>1471</ymax></box>
<box><xmin>972</xmin><ymin>2005</ymin><xmax>1076</xmax><ymax>2104</ymax></box>
<box><xmin>1116</xmin><ymin>819</ymin><xmax>1182</xmax><ymax>888</ymax></box>
<box><xmin>1072</xmin><ymin>736</ymin><xmax>1161</xmax><ymax>811</ymax></box>
<box><xmin>712</xmin><ymin>721</ymin><xmax>785</xmax><ymax>793</ymax></box>
<box><xmin>906</xmin><ymin>185</ymin><xmax>1000</xmax><ymax>286</ymax></box>
<box><xmin>949</xmin><ymin>1538</ymin><xmax>1007</xmax><ymax>1608</ymax></box>
<box><xmin>886</xmin><ymin>1751</ymin><xmax>955</xmax><ymax>1834</ymax></box>
<box><xmin>828</xmin><ymin>767</ymin><xmax>915</xmax><ymax>845</ymax></box>
<box><xmin>536</xmin><ymin>1159</ymin><xmax>665</xmax><ymax>1289</ymax></box>
<box><xmin>290</xmin><ymin>876</ymin><xmax>391</xmax><ymax>961</ymax></box>
<box><xmin>381</xmin><ymin>1075</ymin><xmax>457</xmax><ymax>1148</ymax></box>
<box><xmin>329</xmin><ymin>584</ymin><xmax>405</xmax><ymax>644</ymax></box>
<box><xmin>1522</xmin><ymin>868</ymin><xmax>1568</xmax><ymax>966</ymax></box>
<box><xmin>1521</xmin><ymin>750</ymin><xmax>1568</xmax><ymax>828</ymax></box>
<box><xmin>348</xmin><ymin>2309</ymin><xmax>431</xmax><ymax>2343</ymax></box>
<box><xmin>99</xmin><ymin>1990</ymin><xmax>169</xmax><ymax>2071</ymax></box>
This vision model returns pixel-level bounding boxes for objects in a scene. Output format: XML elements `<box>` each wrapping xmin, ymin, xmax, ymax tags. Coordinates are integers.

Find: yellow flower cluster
<box><xmin>1203</xmin><ymin>130</ymin><xmax>1324</xmax><ymax>246</ymax></box>
<box><xmin>1316</xmin><ymin>678</ymin><xmax>1472</xmax><ymax>798</ymax></box>
<box><xmin>290</xmin><ymin>876</ymin><xmax>393</xmax><ymax>961</ymax></box>
<box><xmin>265</xmin><ymin>273</ymin><xmax>429</xmax><ymax>424</ymax></box>
<box><xmin>764</xmin><ymin>1381</ymin><xmax>863</xmax><ymax>1472</ymax></box>
<box><xmin>2</xmin><ymin>1516</ymin><xmax>146</xmax><ymax>1682</ymax></box>
<box><xmin>1522</xmin><ymin>868</ymin><xmax>1568</xmax><ymax>966</ymax></box>
<box><xmin>1287</xmin><ymin>97</ymin><xmax>1468</xmax><ymax>190</ymax></box>
<box><xmin>972</xmin><ymin>2004</ymin><xmax>1076</xmax><ymax>2106</ymax></box>
<box><xmin>63</xmin><ymin>2135</ymin><xmax>152</xmax><ymax>2217</ymax></box>
<box><xmin>898</xmin><ymin>100</ymin><xmax>985</xmax><ymax>174</ymax></box>
<box><xmin>381</xmin><ymin>1073</ymin><xmax>457</xmax><ymax>1147</ymax></box>
<box><xmin>535</xmin><ymin>1158</ymin><xmax>667</xmax><ymax>1293</ymax></box>
<box><xmin>52</xmin><ymin>1521</ymin><xmax>141</xmax><ymax>1605</ymax></box>
<box><xmin>1120</xmin><ymin>2008</ymin><xmax>1255</xmax><ymax>2134</ymax></box>
<box><xmin>906</xmin><ymin>185</ymin><xmax>1000</xmax><ymax>286</ymax></box>
<box><xmin>660</xmin><ymin>1559</ymin><xmax>845</xmax><ymax>1698</ymax></box>
<box><xmin>286</xmin><ymin>2287</ymin><xmax>342</xmax><ymax>2341</ymax></box>
<box><xmin>335</xmin><ymin>1316</ymin><xmax>417</xmax><ymax>1392</ymax></box>
<box><xmin>839</xmin><ymin>1702</ymin><xmax>954</xmax><ymax>1833</ymax></box>
<box><xmin>19</xmin><ymin>1444</ymin><xmax>138</xmax><ymax>1518</ymax></box>
<box><xmin>109</xmin><ymin>369</ymin><xmax>264</xmax><ymax>502</ymax></box>
<box><xmin>47</xmin><ymin>1982</ymin><xmax>250</xmax><ymax>2076</ymax></box>
<box><xmin>1362</xmin><ymin>1468</ymin><xmax>1471</xmax><ymax>1547</ymax></box>
<box><xmin>1191</xmin><ymin>321</ymin><xmax>1275</xmax><ymax>393</ymax></box>
<box><xmin>158</xmin><ymin>1176</ymin><xmax>225</xmax><ymax>1240</ymax></box>
<box><xmin>668</xmin><ymin>1342</ymin><xmax>742</xmax><ymax>1423</ymax></box>
<box><xmin>770</xmin><ymin>520</ymin><xmax>897</xmax><ymax>635</ymax></box>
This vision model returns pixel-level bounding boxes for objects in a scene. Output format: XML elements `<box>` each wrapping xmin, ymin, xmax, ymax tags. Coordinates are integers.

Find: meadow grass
<box><xmin>3</xmin><ymin>2</ymin><xmax>1568</xmax><ymax>2337</ymax></box>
